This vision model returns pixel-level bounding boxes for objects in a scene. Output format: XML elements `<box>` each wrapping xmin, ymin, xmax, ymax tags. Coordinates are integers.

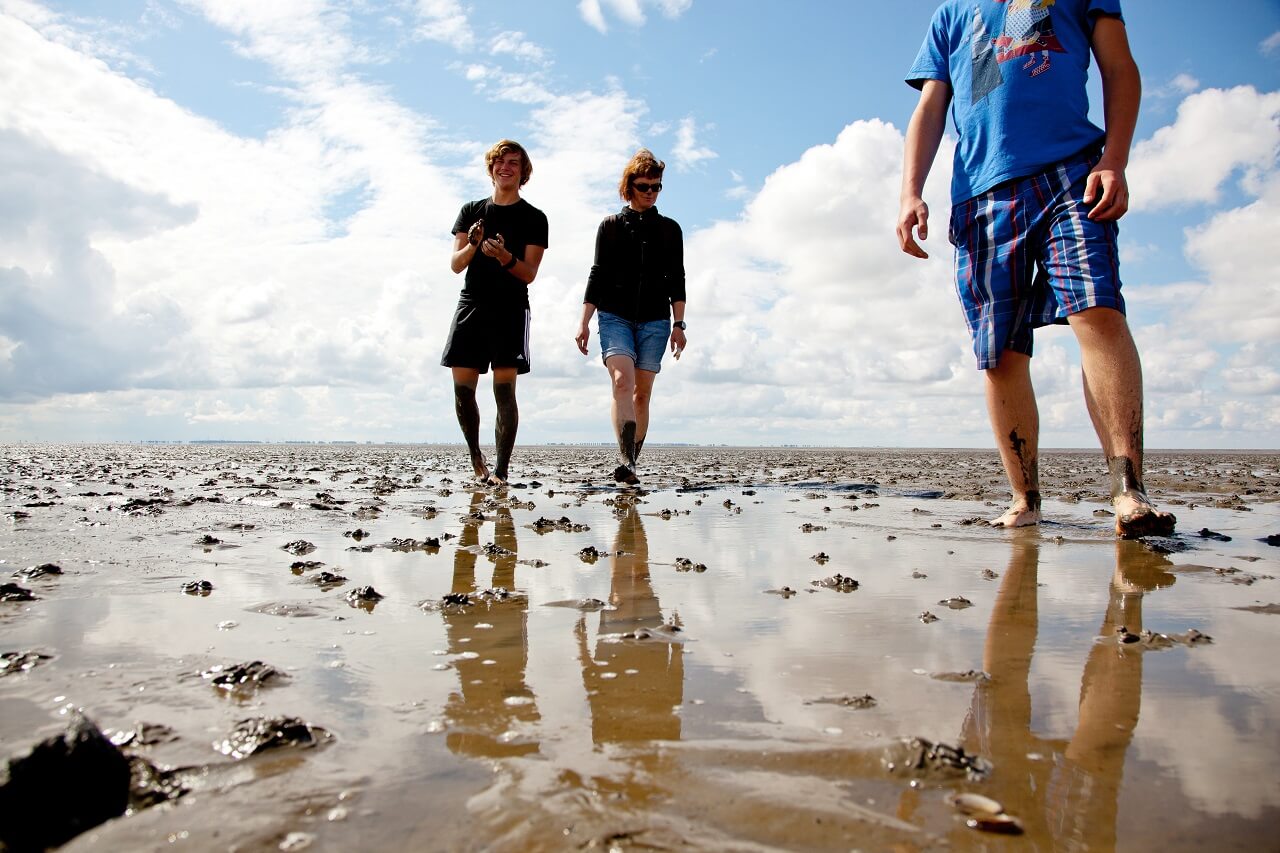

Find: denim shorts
<box><xmin>948</xmin><ymin>147</ymin><xmax>1125</xmax><ymax>370</ymax></box>
<box><xmin>597</xmin><ymin>311</ymin><xmax>670</xmax><ymax>373</ymax></box>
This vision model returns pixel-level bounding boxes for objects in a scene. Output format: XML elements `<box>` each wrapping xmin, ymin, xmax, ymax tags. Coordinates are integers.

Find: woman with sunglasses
<box><xmin>576</xmin><ymin>149</ymin><xmax>687</xmax><ymax>486</ymax></box>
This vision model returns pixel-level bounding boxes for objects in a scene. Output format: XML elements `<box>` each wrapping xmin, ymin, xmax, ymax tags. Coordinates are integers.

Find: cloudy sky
<box><xmin>1</xmin><ymin>0</ymin><xmax>1278</xmax><ymax>448</ymax></box>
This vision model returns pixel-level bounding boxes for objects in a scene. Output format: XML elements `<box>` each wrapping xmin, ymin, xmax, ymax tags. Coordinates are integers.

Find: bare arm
<box><xmin>576</xmin><ymin>303</ymin><xmax>597</xmax><ymax>355</ymax></box>
<box><xmin>450</xmin><ymin>230</ymin><xmax>479</xmax><ymax>274</ymax></box>
<box><xmin>897</xmin><ymin>79</ymin><xmax>951</xmax><ymax>259</ymax></box>
<box><xmin>1086</xmin><ymin>15</ymin><xmax>1141</xmax><ymax>221</ymax></box>
<box><xmin>669</xmin><ymin>300</ymin><xmax>686</xmax><ymax>359</ymax></box>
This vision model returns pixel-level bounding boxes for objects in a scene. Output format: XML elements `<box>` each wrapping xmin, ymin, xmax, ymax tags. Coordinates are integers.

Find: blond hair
<box><xmin>485</xmin><ymin>139</ymin><xmax>532</xmax><ymax>186</ymax></box>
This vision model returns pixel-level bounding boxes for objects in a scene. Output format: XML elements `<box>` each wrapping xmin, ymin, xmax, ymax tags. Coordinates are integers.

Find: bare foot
<box><xmin>990</xmin><ymin>504</ymin><xmax>1041</xmax><ymax>528</ymax></box>
<box><xmin>1113</xmin><ymin>491</ymin><xmax>1176</xmax><ymax>539</ymax></box>
<box><xmin>470</xmin><ymin>451</ymin><xmax>490</xmax><ymax>483</ymax></box>
<box><xmin>612</xmin><ymin>464</ymin><xmax>640</xmax><ymax>486</ymax></box>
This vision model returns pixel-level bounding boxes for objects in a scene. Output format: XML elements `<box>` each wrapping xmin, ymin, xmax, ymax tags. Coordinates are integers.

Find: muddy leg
<box><xmin>451</xmin><ymin>368</ymin><xmax>488</xmax><ymax>482</ymax></box>
<box><xmin>632</xmin><ymin>368</ymin><xmax>657</xmax><ymax>471</ymax></box>
<box><xmin>606</xmin><ymin>356</ymin><xmax>640</xmax><ymax>485</ymax></box>
<box><xmin>492</xmin><ymin>370</ymin><xmax>518</xmax><ymax>484</ymax></box>
<box><xmin>985</xmin><ymin>350</ymin><xmax>1042</xmax><ymax>527</ymax></box>
<box><xmin>1069</xmin><ymin>308</ymin><xmax>1175</xmax><ymax>537</ymax></box>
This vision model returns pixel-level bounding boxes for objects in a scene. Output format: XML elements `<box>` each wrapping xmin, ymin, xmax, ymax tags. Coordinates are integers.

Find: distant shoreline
<box><xmin>1</xmin><ymin>440</ymin><xmax>1277</xmax><ymax>454</ymax></box>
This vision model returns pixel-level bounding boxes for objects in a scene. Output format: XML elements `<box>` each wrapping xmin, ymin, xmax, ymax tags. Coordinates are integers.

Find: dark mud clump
<box><xmin>938</xmin><ymin>596</ymin><xmax>974</xmax><ymax>610</ymax></box>
<box><xmin>0</xmin><ymin>713</ymin><xmax>131</xmax><ymax>851</ymax></box>
<box><xmin>882</xmin><ymin>737</ymin><xmax>992</xmax><ymax>781</ymax></box>
<box><xmin>930</xmin><ymin>670</ymin><xmax>991</xmax><ymax>683</ymax></box>
<box><xmin>675</xmin><ymin>557</ymin><xmax>707</xmax><ymax>572</ymax></box>
<box><xmin>1</xmin><ymin>651</ymin><xmax>54</xmax><ymax>677</ymax></box>
<box><xmin>531</xmin><ymin>516</ymin><xmax>590</xmax><ymax>533</ymax></box>
<box><xmin>0</xmin><ymin>583</ymin><xmax>37</xmax><ymax>602</ymax></box>
<box><xmin>14</xmin><ymin>563</ymin><xmax>62</xmax><ymax>580</ymax></box>
<box><xmin>202</xmin><ymin>660</ymin><xmax>283</xmax><ymax>692</ymax></box>
<box><xmin>214</xmin><ymin>716</ymin><xmax>332</xmax><ymax>760</ymax></box>
<box><xmin>345</xmin><ymin>586</ymin><xmax>385</xmax><ymax>609</ymax></box>
<box><xmin>282</xmin><ymin>540</ymin><xmax>317</xmax><ymax>556</ymax></box>
<box><xmin>1114</xmin><ymin>626</ymin><xmax>1213</xmax><ymax>649</ymax></box>
<box><xmin>807</xmin><ymin>694</ymin><xmax>878</xmax><ymax>709</ymax></box>
<box><xmin>182</xmin><ymin>580</ymin><xmax>214</xmax><ymax>595</ymax></box>
<box><xmin>811</xmin><ymin>573</ymin><xmax>859</xmax><ymax>591</ymax></box>
<box><xmin>543</xmin><ymin>597</ymin><xmax>609</xmax><ymax>611</ymax></box>
<box><xmin>310</xmin><ymin>571</ymin><xmax>348</xmax><ymax>590</ymax></box>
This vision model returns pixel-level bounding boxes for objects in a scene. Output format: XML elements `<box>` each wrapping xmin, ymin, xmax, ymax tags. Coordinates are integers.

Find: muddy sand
<box><xmin>2</xmin><ymin>444</ymin><xmax>1278</xmax><ymax>851</ymax></box>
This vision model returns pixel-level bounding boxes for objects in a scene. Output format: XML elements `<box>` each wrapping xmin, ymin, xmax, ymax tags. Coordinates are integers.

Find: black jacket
<box><xmin>583</xmin><ymin>206</ymin><xmax>685</xmax><ymax>322</ymax></box>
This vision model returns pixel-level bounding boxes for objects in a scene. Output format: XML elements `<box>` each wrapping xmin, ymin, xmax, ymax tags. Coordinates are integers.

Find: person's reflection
<box><xmin>442</xmin><ymin>491</ymin><xmax>540</xmax><ymax>758</ymax></box>
<box><xmin>959</xmin><ymin>537</ymin><xmax>1175</xmax><ymax>849</ymax></box>
<box><xmin>577</xmin><ymin>504</ymin><xmax>684</xmax><ymax>743</ymax></box>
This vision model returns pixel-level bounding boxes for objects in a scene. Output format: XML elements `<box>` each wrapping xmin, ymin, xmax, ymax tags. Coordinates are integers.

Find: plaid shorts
<box><xmin>948</xmin><ymin>147</ymin><xmax>1125</xmax><ymax>370</ymax></box>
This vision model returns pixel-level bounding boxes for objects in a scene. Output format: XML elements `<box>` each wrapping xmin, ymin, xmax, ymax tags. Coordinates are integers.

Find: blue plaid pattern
<box><xmin>948</xmin><ymin>147</ymin><xmax>1125</xmax><ymax>370</ymax></box>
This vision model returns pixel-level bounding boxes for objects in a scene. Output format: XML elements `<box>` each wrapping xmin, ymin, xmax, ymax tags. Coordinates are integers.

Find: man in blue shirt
<box><xmin>897</xmin><ymin>0</ymin><xmax>1175</xmax><ymax>537</ymax></box>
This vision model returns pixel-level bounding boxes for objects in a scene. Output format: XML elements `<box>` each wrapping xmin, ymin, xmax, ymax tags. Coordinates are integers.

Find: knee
<box><xmin>493</xmin><ymin>382</ymin><xmax>516</xmax><ymax>405</ymax></box>
<box><xmin>610</xmin><ymin>374</ymin><xmax>635</xmax><ymax>400</ymax></box>
<box><xmin>1070</xmin><ymin>306</ymin><xmax>1130</xmax><ymax>338</ymax></box>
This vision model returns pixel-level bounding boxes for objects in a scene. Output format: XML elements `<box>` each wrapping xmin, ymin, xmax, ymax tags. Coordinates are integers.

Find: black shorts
<box><xmin>440</xmin><ymin>299</ymin><xmax>531</xmax><ymax>375</ymax></box>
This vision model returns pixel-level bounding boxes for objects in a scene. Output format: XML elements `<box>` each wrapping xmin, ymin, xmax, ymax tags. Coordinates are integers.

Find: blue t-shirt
<box><xmin>906</xmin><ymin>0</ymin><xmax>1123</xmax><ymax>204</ymax></box>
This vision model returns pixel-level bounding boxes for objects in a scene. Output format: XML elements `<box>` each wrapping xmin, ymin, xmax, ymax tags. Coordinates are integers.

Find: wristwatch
<box><xmin>673</xmin><ymin>320</ymin><xmax>687</xmax><ymax>330</ymax></box>
<box><xmin>501</xmin><ymin>254</ymin><xmax>518</xmax><ymax>271</ymax></box>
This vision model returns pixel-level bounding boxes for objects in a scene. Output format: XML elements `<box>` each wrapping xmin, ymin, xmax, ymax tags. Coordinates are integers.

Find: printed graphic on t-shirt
<box><xmin>971</xmin><ymin>0</ymin><xmax>1066</xmax><ymax>101</ymax></box>
<box><xmin>994</xmin><ymin>0</ymin><xmax>1065</xmax><ymax>76</ymax></box>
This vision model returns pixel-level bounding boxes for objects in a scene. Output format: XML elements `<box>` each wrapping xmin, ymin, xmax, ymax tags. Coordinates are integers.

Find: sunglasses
<box><xmin>633</xmin><ymin>182</ymin><xmax>663</xmax><ymax>193</ymax></box>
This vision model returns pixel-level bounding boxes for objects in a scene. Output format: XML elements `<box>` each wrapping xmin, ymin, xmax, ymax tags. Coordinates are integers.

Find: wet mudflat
<box><xmin>2</xmin><ymin>443</ymin><xmax>1278</xmax><ymax>851</ymax></box>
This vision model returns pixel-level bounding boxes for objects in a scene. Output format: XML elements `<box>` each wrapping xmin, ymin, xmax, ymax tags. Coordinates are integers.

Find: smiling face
<box><xmin>490</xmin><ymin>151</ymin><xmax>525</xmax><ymax>191</ymax></box>
<box><xmin>484</xmin><ymin>139</ymin><xmax>532</xmax><ymax>191</ymax></box>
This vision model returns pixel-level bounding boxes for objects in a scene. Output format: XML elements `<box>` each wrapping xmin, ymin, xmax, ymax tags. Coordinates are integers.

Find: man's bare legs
<box><xmin>491</xmin><ymin>367</ymin><xmax>519</xmax><ymax>485</ymax></box>
<box><xmin>1068</xmin><ymin>307</ymin><xmax>1175</xmax><ymax>537</ymax></box>
<box><xmin>605</xmin><ymin>356</ymin><xmax>657</xmax><ymax>485</ymax></box>
<box><xmin>450</xmin><ymin>366</ymin><xmax>519</xmax><ymax>485</ymax></box>
<box><xmin>985</xmin><ymin>350</ymin><xmax>1043</xmax><ymax>527</ymax></box>
<box><xmin>451</xmin><ymin>367</ymin><xmax>489</xmax><ymax>482</ymax></box>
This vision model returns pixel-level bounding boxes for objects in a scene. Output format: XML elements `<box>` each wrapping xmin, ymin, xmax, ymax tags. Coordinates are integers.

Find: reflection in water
<box><xmin>961</xmin><ymin>537</ymin><xmax>1176</xmax><ymax>850</ymax></box>
<box><xmin>442</xmin><ymin>492</ymin><xmax>540</xmax><ymax>758</ymax></box>
<box><xmin>578</xmin><ymin>505</ymin><xmax>684</xmax><ymax>744</ymax></box>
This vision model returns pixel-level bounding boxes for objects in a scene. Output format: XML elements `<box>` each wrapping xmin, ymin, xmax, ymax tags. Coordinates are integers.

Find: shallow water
<box><xmin>1</xmin><ymin>444</ymin><xmax>1278</xmax><ymax>851</ymax></box>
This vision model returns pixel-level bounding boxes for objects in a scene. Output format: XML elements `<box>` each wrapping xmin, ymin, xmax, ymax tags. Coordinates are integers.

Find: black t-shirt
<box><xmin>452</xmin><ymin>197</ymin><xmax>549</xmax><ymax>308</ymax></box>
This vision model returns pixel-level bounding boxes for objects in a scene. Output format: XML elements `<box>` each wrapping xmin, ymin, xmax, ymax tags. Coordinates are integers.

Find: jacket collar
<box><xmin>621</xmin><ymin>204</ymin><xmax>660</xmax><ymax>222</ymax></box>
